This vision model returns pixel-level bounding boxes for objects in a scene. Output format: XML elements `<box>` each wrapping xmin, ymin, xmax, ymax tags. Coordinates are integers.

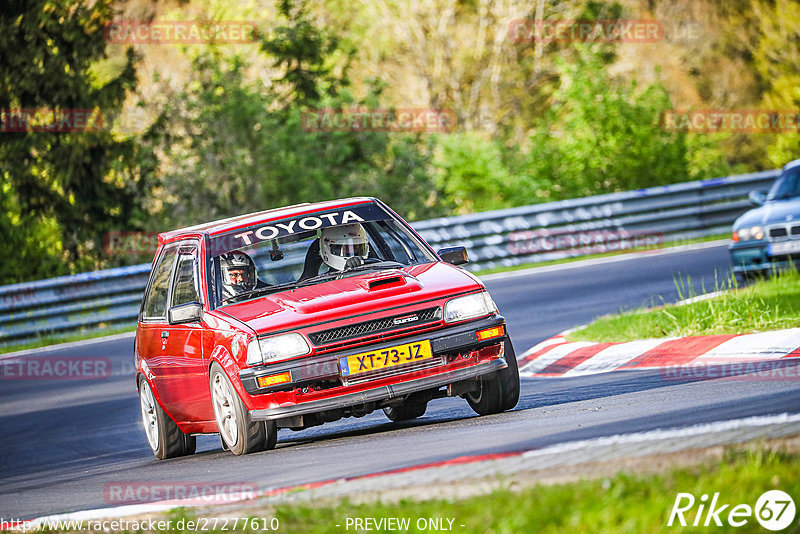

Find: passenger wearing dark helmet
<box><xmin>219</xmin><ymin>251</ymin><xmax>257</xmax><ymax>300</ymax></box>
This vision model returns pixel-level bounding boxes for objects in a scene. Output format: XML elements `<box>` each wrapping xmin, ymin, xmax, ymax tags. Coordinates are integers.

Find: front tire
<box><xmin>138</xmin><ymin>376</ymin><xmax>196</xmax><ymax>460</ymax></box>
<box><xmin>498</xmin><ymin>340</ymin><xmax>520</xmax><ymax>411</ymax></box>
<box><xmin>465</xmin><ymin>371</ymin><xmax>503</xmax><ymax>415</ymax></box>
<box><xmin>210</xmin><ymin>362</ymin><xmax>277</xmax><ymax>455</ymax></box>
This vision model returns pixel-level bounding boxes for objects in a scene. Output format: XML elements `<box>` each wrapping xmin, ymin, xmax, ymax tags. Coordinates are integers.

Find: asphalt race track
<box><xmin>2</xmin><ymin>243</ymin><xmax>799</xmax><ymax>519</ymax></box>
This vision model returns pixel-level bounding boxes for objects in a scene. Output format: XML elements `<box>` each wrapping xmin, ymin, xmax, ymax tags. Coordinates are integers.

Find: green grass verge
<box><xmin>569</xmin><ymin>269</ymin><xmax>800</xmax><ymax>343</ymax></box>
<box><xmin>476</xmin><ymin>234</ymin><xmax>729</xmax><ymax>277</ymax></box>
<box><xmin>128</xmin><ymin>445</ymin><xmax>800</xmax><ymax>534</ymax></box>
<box><xmin>0</xmin><ymin>325</ymin><xmax>135</xmax><ymax>355</ymax></box>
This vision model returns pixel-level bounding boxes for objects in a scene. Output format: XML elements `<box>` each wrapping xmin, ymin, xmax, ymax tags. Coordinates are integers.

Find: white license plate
<box><xmin>768</xmin><ymin>240</ymin><xmax>800</xmax><ymax>255</ymax></box>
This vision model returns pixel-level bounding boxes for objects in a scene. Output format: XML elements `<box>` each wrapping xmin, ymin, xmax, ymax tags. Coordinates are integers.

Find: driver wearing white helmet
<box><xmin>320</xmin><ymin>223</ymin><xmax>370</xmax><ymax>271</ymax></box>
<box><xmin>219</xmin><ymin>250</ymin><xmax>257</xmax><ymax>300</ymax></box>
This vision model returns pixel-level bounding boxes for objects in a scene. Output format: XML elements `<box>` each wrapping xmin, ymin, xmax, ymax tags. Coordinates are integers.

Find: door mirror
<box><xmin>748</xmin><ymin>190</ymin><xmax>767</xmax><ymax>206</ymax></box>
<box><xmin>168</xmin><ymin>302</ymin><xmax>203</xmax><ymax>324</ymax></box>
<box><xmin>438</xmin><ymin>246</ymin><xmax>469</xmax><ymax>266</ymax></box>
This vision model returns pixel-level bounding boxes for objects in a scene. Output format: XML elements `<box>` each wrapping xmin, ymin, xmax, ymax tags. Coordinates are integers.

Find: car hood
<box><xmin>218</xmin><ymin>262</ymin><xmax>485</xmax><ymax>335</ymax></box>
<box><xmin>733</xmin><ymin>198</ymin><xmax>800</xmax><ymax>229</ymax></box>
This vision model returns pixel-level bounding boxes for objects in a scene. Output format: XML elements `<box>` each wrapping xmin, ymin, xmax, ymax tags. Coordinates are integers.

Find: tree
<box><xmin>137</xmin><ymin>0</ymin><xmax>444</xmax><ymax>231</ymax></box>
<box><xmin>523</xmin><ymin>47</ymin><xmax>694</xmax><ymax>200</ymax></box>
<box><xmin>753</xmin><ymin>0</ymin><xmax>800</xmax><ymax>166</ymax></box>
<box><xmin>0</xmin><ymin>0</ymin><xmax>137</xmax><ymax>283</ymax></box>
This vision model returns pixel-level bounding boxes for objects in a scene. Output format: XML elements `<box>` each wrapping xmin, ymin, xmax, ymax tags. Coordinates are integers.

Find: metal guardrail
<box><xmin>0</xmin><ymin>169</ymin><xmax>781</xmax><ymax>348</ymax></box>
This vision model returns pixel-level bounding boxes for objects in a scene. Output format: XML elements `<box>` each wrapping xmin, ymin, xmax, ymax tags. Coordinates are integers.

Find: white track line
<box><xmin>521</xmin><ymin>413</ymin><xmax>800</xmax><ymax>458</ymax></box>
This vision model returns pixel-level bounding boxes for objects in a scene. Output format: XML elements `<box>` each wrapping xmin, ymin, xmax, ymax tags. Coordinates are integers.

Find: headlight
<box><xmin>734</xmin><ymin>226</ymin><xmax>764</xmax><ymax>241</ymax></box>
<box><xmin>246</xmin><ymin>338</ymin><xmax>263</xmax><ymax>366</ymax></box>
<box><xmin>246</xmin><ymin>333</ymin><xmax>310</xmax><ymax>366</ymax></box>
<box><xmin>444</xmin><ymin>291</ymin><xmax>497</xmax><ymax>323</ymax></box>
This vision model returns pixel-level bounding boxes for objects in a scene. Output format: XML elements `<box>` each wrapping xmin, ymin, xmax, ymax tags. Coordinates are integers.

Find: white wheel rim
<box><xmin>211</xmin><ymin>371</ymin><xmax>238</xmax><ymax>447</ymax></box>
<box><xmin>139</xmin><ymin>380</ymin><xmax>159</xmax><ymax>451</ymax></box>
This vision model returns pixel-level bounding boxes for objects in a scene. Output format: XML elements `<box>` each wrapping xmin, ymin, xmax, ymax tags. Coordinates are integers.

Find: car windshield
<box><xmin>767</xmin><ymin>167</ymin><xmax>800</xmax><ymax>201</ymax></box>
<box><xmin>207</xmin><ymin>205</ymin><xmax>435</xmax><ymax>307</ymax></box>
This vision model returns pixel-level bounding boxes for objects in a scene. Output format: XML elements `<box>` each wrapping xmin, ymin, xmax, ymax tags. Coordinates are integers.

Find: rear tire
<box><xmin>210</xmin><ymin>362</ymin><xmax>276</xmax><ymax>455</ymax></box>
<box><xmin>498</xmin><ymin>340</ymin><xmax>520</xmax><ymax>411</ymax></box>
<box><xmin>138</xmin><ymin>376</ymin><xmax>196</xmax><ymax>460</ymax></box>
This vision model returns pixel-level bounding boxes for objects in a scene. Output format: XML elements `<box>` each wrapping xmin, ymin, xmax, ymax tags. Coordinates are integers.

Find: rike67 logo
<box><xmin>668</xmin><ymin>490</ymin><xmax>796</xmax><ymax>531</ymax></box>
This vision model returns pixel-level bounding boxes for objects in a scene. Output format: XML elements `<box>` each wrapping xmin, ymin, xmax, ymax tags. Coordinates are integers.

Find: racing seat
<box><xmin>298</xmin><ymin>239</ymin><xmax>323</xmax><ymax>282</ymax></box>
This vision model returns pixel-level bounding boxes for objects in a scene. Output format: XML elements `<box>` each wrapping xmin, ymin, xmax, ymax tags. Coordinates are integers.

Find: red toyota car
<box><xmin>135</xmin><ymin>198</ymin><xmax>519</xmax><ymax>458</ymax></box>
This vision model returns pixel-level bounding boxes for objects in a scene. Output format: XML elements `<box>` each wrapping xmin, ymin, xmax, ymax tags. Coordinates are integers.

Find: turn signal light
<box><xmin>257</xmin><ymin>371</ymin><xmax>292</xmax><ymax>388</ymax></box>
<box><xmin>476</xmin><ymin>325</ymin><xmax>505</xmax><ymax>341</ymax></box>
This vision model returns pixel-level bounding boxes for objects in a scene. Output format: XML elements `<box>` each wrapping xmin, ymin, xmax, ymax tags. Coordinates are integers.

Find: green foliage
<box><xmin>433</xmin><ymin>133</ymin><xmax>514</xmax><ymax>214</ymax></box>
<box><xmin>752</xmin><ymin>0</ymin><xmax>800</xmax><ymax>167</ymax></box>
<box><xmin>3</xmin><ymin>0</ymin><xmax>797</xmax><ymax>284</ymax></box>
<box><xmin>139</xmin><ymin>9</ymin><xmax>443</xmax><ymax>230</ymax></box>
<box><xmin>0</xmin><ymin>173</ymin><xmax>64</xmax><ymax>283</ymax></box>
<box><xmin>524</xmin><ymin>47</ymin><xmax>692</xmax><ymax>200</ymax></box>
<box><xmin>0</xmin><ymin>0</ymin><xmax>138</xmax><ymax>283</ymax></box>
<box><xmin>261</xmin><ymin>0</ymin><xmax>350</xmax><ymax>105</ymax></box>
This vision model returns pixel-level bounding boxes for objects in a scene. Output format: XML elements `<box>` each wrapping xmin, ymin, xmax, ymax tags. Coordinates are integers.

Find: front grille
<box><xmin>792</xmin><ymin>225</ymin><xmax>800</xmax><ymax>236</ymax></box>
<box><xmin>309</xmin><ymin>307</ymin><xmax>441</xmax><ymax>346</ymax></box>
<box><xmin>341</xmin><ymin>356</ymin><xmax>446</xmax><ymax>385</ymax></box>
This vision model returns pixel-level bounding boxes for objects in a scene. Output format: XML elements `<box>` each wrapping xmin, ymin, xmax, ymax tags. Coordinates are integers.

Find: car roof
<box><xmin>158</xmin><ymin>197</ymin><xmax>377</xmax><ymax>245</ymax></box>
<box><xmin>783</xmin><ymin>159</ymin><xmax>800</xmax><ymax>172</ymax></box>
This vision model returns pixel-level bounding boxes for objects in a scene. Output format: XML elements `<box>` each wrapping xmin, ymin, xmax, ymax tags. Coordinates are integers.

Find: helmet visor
<box><xmin>329</xmin><ymin>242</ymin><xmax>368</xmax><ymax>257</ymax></box>
<box><xmin>223</xmin><ymin>267</ymin><xmax>252</xmax><ymax>286</ymax></box>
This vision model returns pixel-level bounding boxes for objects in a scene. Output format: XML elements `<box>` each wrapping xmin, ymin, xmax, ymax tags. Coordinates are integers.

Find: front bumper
<box><xmin>249</xmin><ymin>357</ymin><xmax>506</xmax><ymax>421</ymax></box>
<box><xmin>729</xmin><ymin>241</ymin><xmax>800</xmax><ymax>274</ymax></box>
<box><xmin>240</xmin><ymin>314</ymin><xmax>508</xmax><ymax>420</ymax></box>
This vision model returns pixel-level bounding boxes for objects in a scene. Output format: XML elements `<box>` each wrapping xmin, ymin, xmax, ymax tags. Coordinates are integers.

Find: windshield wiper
<box><xmin>295</xmin><ymin>272</ymin><xmax>346</xmax><ymax>286</ymax></box>
<box><xmin>223</xmin><ymin>261</ymin><xmax>407</xmax><ymax>304</ymax></box>
<box><xmin>222</xmin><ymin>282</ymin><xmax>302</xmax><ymax>304</ymax></box>
<box><xmin>344</xmin><ymin>260</ymin><xmax>405</xmax><ymax>273</ymax></box>
<box><xmin>298</xmin><ymin>261</ymin><xmax>405</xmax><ymax>285</ymax></box>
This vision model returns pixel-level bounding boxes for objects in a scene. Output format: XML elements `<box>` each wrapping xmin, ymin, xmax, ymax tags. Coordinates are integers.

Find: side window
<box><xmin>171</xmin><ymin>252</ymin><xmax>199</xmax><ymax>307</ymax></box>
<box><xmin>142</xmin><ymin>247</ymin><xmax>177</xmax><ymax>320</ymax></box>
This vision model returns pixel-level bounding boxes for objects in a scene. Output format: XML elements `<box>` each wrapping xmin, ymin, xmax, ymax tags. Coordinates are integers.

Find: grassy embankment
<box><xmin>569</xmin><ymin>269</ymin><xmax>800</xmax><ymax>343</ymax></box>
